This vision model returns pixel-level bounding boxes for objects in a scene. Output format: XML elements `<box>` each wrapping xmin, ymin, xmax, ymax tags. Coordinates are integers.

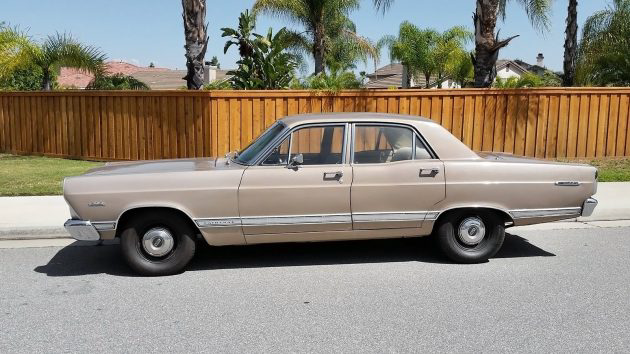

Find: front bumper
<box><xmin>581</xmin><ymin>198</ymin><xmax>598</xmax><ymax>217</ymax></box>
<box><xmin>64</xmin><ymin>219</ymin><xmax>101</xmax><ymax>241</ymax></box>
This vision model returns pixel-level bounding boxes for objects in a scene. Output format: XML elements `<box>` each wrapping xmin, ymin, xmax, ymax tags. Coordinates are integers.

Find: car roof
<box><xmin>279</xmin><ymin>112</ymin><xmax>436</xmax><ymax>128</ymax></box>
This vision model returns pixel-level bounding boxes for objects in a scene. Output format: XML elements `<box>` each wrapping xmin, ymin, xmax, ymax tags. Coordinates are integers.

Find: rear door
<box><xmin>350</xmin><ymin>124</ymin><xmax>445</xmax><ymax>230</ymax></box>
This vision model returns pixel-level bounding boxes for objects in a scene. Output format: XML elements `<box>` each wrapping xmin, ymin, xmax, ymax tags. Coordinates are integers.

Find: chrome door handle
<box><xmin>419</xmin><ymin>168</ymin><xmax>439</xmax><ymax>178</ymax></box>
<box><xmin>323</xmin><ymin>171</ymin><xmax>343</xmax><ymax>181</ymax></box>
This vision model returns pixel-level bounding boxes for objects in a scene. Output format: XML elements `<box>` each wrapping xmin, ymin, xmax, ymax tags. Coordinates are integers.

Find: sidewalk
<box><xmin>1</xmin><ymin>182</ymin><xmax>630</xmax><ymax>240</ymax></box>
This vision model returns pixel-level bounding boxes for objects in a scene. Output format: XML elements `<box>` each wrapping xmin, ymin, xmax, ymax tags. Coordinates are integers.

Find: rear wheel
<box><xmin>436</xmin><ymin>210</ymin><xmax>505</xmax><ymax>263</ymax></box>
<box><xmin>120</xmin><ymin>211</ymin><xmax>196</xmax><ymax>276</ymax></box>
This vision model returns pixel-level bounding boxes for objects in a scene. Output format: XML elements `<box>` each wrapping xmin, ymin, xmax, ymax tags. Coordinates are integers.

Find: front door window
<box><xmin>290</xmin><ymin>125</ymin><xmax>345</xmax><ymax>165</ymax></box>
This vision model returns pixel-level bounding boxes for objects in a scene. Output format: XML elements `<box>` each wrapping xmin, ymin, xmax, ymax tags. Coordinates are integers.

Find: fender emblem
<box><xmin>88</xmin><ymin>201</ymin><xmax>106</xmax><ymax>207</ymax></box>
<box><xmin>555</xmin><ymin>181</ymin><xmax>581</xmax><ymax>186</ymax></box>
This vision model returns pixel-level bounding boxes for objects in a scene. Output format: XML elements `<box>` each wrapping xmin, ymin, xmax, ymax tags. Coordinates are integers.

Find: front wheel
<box><xmin>120</xmin><ymin>211</ymin><xmax>197</xmax><ymax>276</ymax></box>
<box><xmin>436</xmin><ymin>210</ymin><xmax>505</xmax><ymax>263</ymax></box>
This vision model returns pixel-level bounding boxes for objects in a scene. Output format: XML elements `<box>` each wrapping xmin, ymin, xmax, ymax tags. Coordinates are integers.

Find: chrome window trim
<box><xmin>237</xmin><ymin>121</ymin><xmax>287</xmax><ymax>166</ymax></box>
<box><xmin>350</xmin><ymin>122</ymin><xmax>439</xmax><ymax>165</ymax></box>
<box><xmin>254</xmin><ymin>122</ymin><xmax>349</xmax><ymax>166</ymax></box>
<box><xmin>260</xmin><ymin>136</ymin><xmax>290</xmax><ymax>166</ymax></box>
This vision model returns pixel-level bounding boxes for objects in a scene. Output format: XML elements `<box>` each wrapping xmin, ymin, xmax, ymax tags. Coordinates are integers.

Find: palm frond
<box><xmin>372</xmin><ymin>0</ymin><xmax>395</xmax><ymax>14</ymax></box>
<box><xmin>0</xmin><ymin>25</ymin><xmax>35</xmax><ymax>79</ymax></box>
<box><xmin>499</xmin><ymin>0</ymin><xmax>552</xmax><ymax>32</ymax></box>
<box><xmin>39</xmin><ymin>33</ymin><xmax>106</xmax><ymax>75</ymax></box>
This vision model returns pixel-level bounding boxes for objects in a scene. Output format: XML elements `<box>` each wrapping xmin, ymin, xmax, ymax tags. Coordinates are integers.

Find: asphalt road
<box><xmin>1</xmin><ymin>227</ymin><xmax>629</xmax><ymax>353</ymax></box>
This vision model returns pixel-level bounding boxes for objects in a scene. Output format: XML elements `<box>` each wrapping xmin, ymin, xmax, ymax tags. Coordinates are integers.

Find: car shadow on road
<box><xmin>34</xmin><ymin>233</ymin><xmax>555</xmax><ymax>277</ymax></box>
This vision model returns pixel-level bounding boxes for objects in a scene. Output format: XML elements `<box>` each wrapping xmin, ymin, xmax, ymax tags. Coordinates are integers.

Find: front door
<box><xmin>350</xmin><ymin>124</ymin><xmax>445</xmax><ymax>230</ymax></box>
<box><xmin>238</xmin><ymin>124</ymin><xmax>352</xmax><ymax>235</ymax></box>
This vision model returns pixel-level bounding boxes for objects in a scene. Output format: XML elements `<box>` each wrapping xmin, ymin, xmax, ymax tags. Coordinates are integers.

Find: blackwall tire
<box><xmin>120</xmin><ymin>211</ymin><xmax>196</xmax><ymax>276</ymax></box>
<box><xmin>436</xmin><ymin>210</ymin><xmax>505</xmax><ymax>263</ymax></box>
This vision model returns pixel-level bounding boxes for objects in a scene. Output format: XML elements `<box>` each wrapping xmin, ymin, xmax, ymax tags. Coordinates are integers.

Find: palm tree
<box><xmin>426</xmin><ymin>26</ymin><xmax>472</xmax><ymax>87</ymax></box>
<box><xmin>379</xmin><ymin>22</ymin><xmax>432</xmax><ymax>88</ymax></box>
<box><xmin>373</xmin><ymin>0</ymin><xmax>552</xmax><ymax>88</ymax></box>
<box><xmin>86</xmin><ymin>73</ymin><xmax>150</xmax><ymax>90</ymax></box>
<box><xmin>446</xmin><ymin>49</ymin><xmax>474</xmax><ymax>87</ymax></box>
<box><xmin>25</xmin><ymin>33</ymin><xmax>106</xmax><ymax>90</ymax></box>
<box><xmin>252</xmin><ymin>0</ymin><xmax>377</xmax><ymax>75</ymax></box>
<box><xmin>563</xmin><ymin>0</ymin><xmax>578</xmax><ymax>86</ymax></box>
<box><xmin>0</xmin><ymin>25</ymin><xmax>31</xmax><ymax>80</ymax></box>
<box><xmin>577</xmin><ymin>0</ymin><xmax>630</xmax><ymax>86</ymax></box>
<box><xmin>182</xmin><ymin>0</ymin><xmax>209</xmax><ymax>90</ymax></box>
<box><xmin>380</xmin><ymin>24</ymin><xmax>470</xmax><ymax>88</ymax></box>
<box><xmin>472</xmin><ymin>0</ymin><xmax>552</xmax><ymax>87</ymax></box>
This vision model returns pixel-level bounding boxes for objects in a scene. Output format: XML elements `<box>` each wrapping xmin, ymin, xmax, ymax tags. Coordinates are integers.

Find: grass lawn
<box><xmin>568</xmin><ymin>158</ymin><xmax>630</xmax><ymax>182</ymax></box>
<box><xmin>0</xmin><ymin>154</ymin><xmax>102</xmax><ymax>196</ymax></box>
<box><xmin>0</xmin><ymin>154</ymin><xmax>629</xmax><ymax>196</ymax></box>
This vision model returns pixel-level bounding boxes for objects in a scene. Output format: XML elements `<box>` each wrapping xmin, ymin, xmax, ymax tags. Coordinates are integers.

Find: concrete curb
<box><xmin>0</xmin><ymin>227</ymin><xmax>68</xmax><ymax>240</ymax></box>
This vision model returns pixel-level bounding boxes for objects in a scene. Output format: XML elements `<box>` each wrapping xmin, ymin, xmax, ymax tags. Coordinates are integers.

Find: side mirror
<box><xmin>287</xmin><ymin>153</ymin><xmax>303</xmax><ymax>169</ymax></box>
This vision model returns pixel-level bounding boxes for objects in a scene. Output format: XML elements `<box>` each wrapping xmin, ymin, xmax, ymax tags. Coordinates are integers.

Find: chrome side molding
<box><xmin>509</xmin><ymin>207</ymin><xmax>581</xmax><ymax>219</ymax></box>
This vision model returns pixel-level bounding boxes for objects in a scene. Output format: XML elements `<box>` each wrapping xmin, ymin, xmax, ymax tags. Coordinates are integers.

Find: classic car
<box><xmin>63</xmin><ymin>113</ymin><xmax>598</xmax><ymax>275</ymax></box>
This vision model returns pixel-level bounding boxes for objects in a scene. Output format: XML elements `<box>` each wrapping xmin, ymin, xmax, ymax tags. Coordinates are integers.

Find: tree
<box><xmin>425</xmin><ymin>26</ymin><xmax>472</xmax><ymax>88</ymax></box>
<box><xmin>374</xmin><ymin>0</ymin><xmax>552</xmax><ymax>88</ymax></box>
<box><xmin>29</xmin><ymin>33</ymin><xmax>106</xmax><ymax>90</ymax></box>
<box><xmin>304</xmin><ymin>69</ymin><xmax>361</xmax><ymax>91</ymax></box>
<box><xmin>494</xmin><ymin>71</ymin><xmax>561</xmax><ymax>88</ymax></box>
<box><xmin>0</xmin><ymin>25</ymin><xmax>31</xmax><ymax>80</ymax></box>
<box><xmin>472</xmin><ymin>0</ymin><xmax>552</xmax><ymax>87</ymax></box>
<box><xmin>379</xmin><ymin>22</ymin><xmax>432</xmax><ymax>88</ymax></box>
<box><xmin>252</xmin><ymin>0</ymin><xmax>376</xmax><ymax>75</ymax></box>
<box><xmin>0</xmin><ymin>67</ymin><xmax>53</xmax><ymax>91</ymax></box>
<box><xmin>380</xmin><ymin>23</ymin><xmax>470</xmax><ymax>88</ymax></box>
<box><xmin>446</xmin><ymin>49</ymin><xmax>474</xmax><ymax>87</ymax></box>
<box><xmin>563</xmin><ymin>0</ymin><xmax>578</xmax><ymax>86</ymax></box>
<box><xmin>149</xmin><ymin>62</ymin><xmax>155</xmax><ymax>68</ymax></box>
<box><xmin>1</xmin><ymin>27</ymin><xmax>104</xmax><ymax>91</ymax></box>
<box><xmin>182</xmin><ymin>0</ymin><xmax>209</xmax><ymax>90</ymax></box>
<box><xmin>223</xmin><ymin>11</ymin><xmax>298</xmax><ymax>89</ymax></box>
<box><xmin>208</xmin><ymin>55</ymin><xmax>220</xmax><ymax>68</ymax></box>
<box><xmin>577</xmin><ymin>0</ymin><xmax>630</xmax><ymax>86</ymax></box>
<box><xmin>324</xmin><ymin>16</ymin><xmax>380</xmax><ymax>73</ymax></box>
<box><xmin>86</xmin><ymin>73</ymin><xmax>149</xmax><ymax>90</ymax></box>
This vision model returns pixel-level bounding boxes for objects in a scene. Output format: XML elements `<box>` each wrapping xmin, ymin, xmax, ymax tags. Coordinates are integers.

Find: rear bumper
<box><xmin>582</xmin><ymin>198</ymin><xmax>598</xmax><ymax>217</ymax></box>
<box><xmin>64</xmin><ymin>219</ymin><xmax>101</xmax><ymax>241</ymax></box>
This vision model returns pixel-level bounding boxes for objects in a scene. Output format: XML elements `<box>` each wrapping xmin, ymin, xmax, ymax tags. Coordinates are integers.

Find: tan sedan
<box><xmin>64</xmin><ymin>113</ymin><xmax>598</xmax><ymax>275</ymax></box>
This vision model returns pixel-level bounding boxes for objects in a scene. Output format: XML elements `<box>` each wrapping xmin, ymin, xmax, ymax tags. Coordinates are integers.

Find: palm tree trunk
<box><xmin>402</xmin><ymin>64</ymin><xmax>410</xmax><ymax>88</ymax></box>
<box><xmin>313</xmin><ymin>22</ymin><xmax>326</xmax><ymax>75</ymax></box>
<box><xmin>473</xmin><ymin>0</ymin><xmax>518</xmax><ymax>88</ymax></box>
<box><xmin>563</xmin><ymin>0</ymin><xmax>578</xmax><ymax>87</ymax></box>
<box><xmin>41</xmin><ymin>68</ymin><xmax>52</xmax><ymax>91</ymax></box>
<box><xmin>182</xmin><ymin>0</ymin><xmax>209</xmax><ymax>90</ymax></box>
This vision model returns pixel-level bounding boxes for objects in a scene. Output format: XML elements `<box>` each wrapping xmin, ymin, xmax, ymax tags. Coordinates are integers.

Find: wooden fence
<box><xmin>1</xmin><ymin>88</ymin><xmax>630</xmax><ymax>161</ymax></box>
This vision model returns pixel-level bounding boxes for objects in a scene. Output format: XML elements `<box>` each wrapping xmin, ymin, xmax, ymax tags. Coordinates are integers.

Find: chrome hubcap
<box><xmin>457</xmin><ymin>217</ymin><xmax>486</xmax><ymax>246</ymax></box>
<box><xmin>142</xmin><ymin>227</ymin><xmax>174</xmax><ymax>257</ymax></box>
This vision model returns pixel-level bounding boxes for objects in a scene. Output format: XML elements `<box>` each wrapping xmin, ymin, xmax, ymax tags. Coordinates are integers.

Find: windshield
<box><xmin>235</xmin><ymin>122</ymin><xmax>286</xmax><ymax>165</ymax></box>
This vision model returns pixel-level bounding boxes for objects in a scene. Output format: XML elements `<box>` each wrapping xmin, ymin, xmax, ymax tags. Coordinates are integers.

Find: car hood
<box><xmin>84</xmin><ymin>157</ymin><xmax>243</xmax><ymax>176</ymax></box>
